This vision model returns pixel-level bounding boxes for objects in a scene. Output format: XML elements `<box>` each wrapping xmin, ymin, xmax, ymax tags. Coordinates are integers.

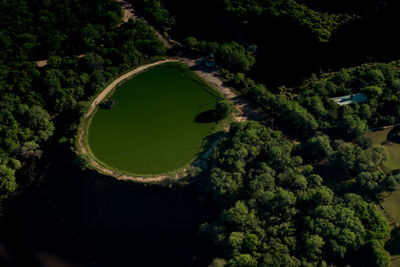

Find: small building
<box><xmin>205</xmin><ymin>53</ymin><xmax>215</xmax><ymax>68</ymax></box>
<box><xmin>330</xmin><ymin>93</ymin><xmax>368</xmax><ymax>106</ymax></box>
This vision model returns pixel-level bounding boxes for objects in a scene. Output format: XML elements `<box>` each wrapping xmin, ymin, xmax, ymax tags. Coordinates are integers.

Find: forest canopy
<box><xmin>0</xmin><ymin>0</ymin><xmax>165</xmax><ymax>210</ymax></box>
<box><xmin>221</xmin><ymin>0</ymin><xmax>356</xmax><ymax>41</ymax></box>
<box><xmin>201</xmin><ymin>121</ymin><xmax>390</xmax><ymax>266</ymax></box>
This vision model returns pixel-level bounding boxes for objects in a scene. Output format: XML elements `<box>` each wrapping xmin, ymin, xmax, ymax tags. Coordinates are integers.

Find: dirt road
<box><xmin>77</xmin><ymin>57</ymin><xmax>262</xmax><ymax>183</ymax></box>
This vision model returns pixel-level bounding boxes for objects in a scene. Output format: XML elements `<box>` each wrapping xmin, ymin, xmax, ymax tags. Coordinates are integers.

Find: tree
<box><xmin>219</xmin><ymin>42</ymin><xmax>255</xmax><ymax>72</ymax></box>
<box><xmin>303</xmin><ymin>234</ymin><xmax>324</xmax><ymax>261</ymax></box>
<box><xmin>228</xmin><ymin>232</ymin><xmax>245</xmax><ymax>256</ymax></box>
<box><xmin>303</xmin><ymin>96</ymin><xmax>327</xmax><ymax>117</ymax></box>
<box><xmin>209</xmin><ymin>258</ymin><xmax>227</xmax><ymax>267</ymax></box>
<box><xmin>356</xmin><ymin>171</ymin><xmax>386</xmax><ymax>194</ymax></box>
<box><xmin>280</xmin><ymin>100</ymin><xmax>319</xmax><ymax>135</ymax></box>
<box><xmin>336</xmin><ymin>115</ymin><xmax>368</xmax><ymax>140</ymax></box>
<box><xmin>19</xmin><ymin>141</ymin><xmax>42</xmax><ymax>159</ymax></box>
<box><xmin>370</xmin><ymin>145</ymin><xmax>389</xmax><ymax>166</ymax></box>
<box><xmin>361</xmin><ymin>85</ymin><xmax>383</xmax><ymax>98</ymax></box>
<box><xmin>308</xmin><ymin>205</ymin><xmax>365</xmax><ymax>258</ymax></box>
<box><xmin>215</xmin><ymin>100</ymin><xmax>235</xmax><ymax>121</ymax></box>
<box><xmin>81</xmin><ymin>53</ymin><xmax>104</xmax><ymax>72</ymax></box>
<box><xmin>303</xmin><ymin>135</ymin><xmax>332</xmax><ymax>161</ymax></box>
<box><xmin>74</xmin><ymin>153</ymin><xmax>89</xmax><ymax>170</ymax></box>
<box><xmin>382</xmin><ymin>174</ymin><xmax>400</xmax><ymax>193</ymax></box>
<box><xmin>370</xmin><ymin>240</ymin><xmax>390</xmax><ymax>267</ymax></box>
<box><xmin>202</xmin><ymin>121</ymin><xmax>390</xmax><ymax>266</ymax></box>
<box><xmin>24</xmin><ymin>105</ymin><xmax>55</xmax><ymax>142</ymax></box>
<box><xmin>221</xmin><ymin>201</ymin><xmax>257</xmax><ymax>230</ymax></box>
<box><xmin>0</xmin><ymin>165</ymin><xmax>17</xmax><ymax>199</ymax></box>
<box><xmin>183</xmin><ymin>37</ymin><xmax>198</xmax><ymax>48</ymax></box>
<box><xmin>227</xmin><ymin>254</ymin><xmax>257</xmax><ymax>267</ymax></box>
<box><xmin>210</xmin><ymin>168</ymin><xmax>244</xmax><ymax>205</ymax></box>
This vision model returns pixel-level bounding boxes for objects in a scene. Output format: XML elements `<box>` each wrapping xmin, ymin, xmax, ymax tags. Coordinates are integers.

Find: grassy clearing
<box><xmin>365</xmin><ymin>128</ymin><xmax>400</xmax><ymax>173</ymax></box>
<box><xmin>367</xmin><ymin>128</ymin><xmax>400</xmax><ymax>265</ymax></box>
<box><xmin>83</xmin><ymin>61</ymin><xmax>229</xmax><ymax>177</ymax></box>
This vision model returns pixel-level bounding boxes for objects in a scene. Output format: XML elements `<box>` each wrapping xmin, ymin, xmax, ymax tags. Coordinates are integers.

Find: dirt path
<box><xmin>77</xmin><ymin>57</ymin><xmax>263</xmax><ymax>183</ymax></box>
<box><xmin>177</xmin><ymin>57</ymin><xmax>262</xmax><ymax>122</ymax></box>
<box><xmin>79</xmin><ymin>58</ymin><xmax>175</xmax><ymax>154</ymax></box>
<box><xmin>37</xmin><ymin>0</ymin><xmax>257</xmax><ymax>183</ymax></box>
<box><xmin>35</xmin><ymin>0</ymin><xmax>172</xmax><ymax>67</ymax></box>
<box><xmin>116</xmin><ymin>0</ymin><xmax>138</xmax><ymax>24</ymax></box>
<box><xmin>78</xmin><ymin>59</ymin><xmax>177</xmax><ymax>183</ymax></box>
<box><xmin>72</xmin><ymin>0</ymin><xmax>263</xmax><ymax>183</ymax></box>
<box><xmin>116</xmin><ymin>0</ymin><xmax>173</xmax><ymax>49</ymax></box>
<box><xmin>84</xmin><ymin>59</ymin><xmax>177</xmax><ymax>120</ymax></box>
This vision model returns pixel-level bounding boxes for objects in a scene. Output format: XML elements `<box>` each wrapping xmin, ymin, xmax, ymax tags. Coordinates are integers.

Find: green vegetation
<box><xmin>183</xmin><ymin>38</ymin><xmax>256</xmax><ymax>72</ymax></box>
<box><xmin>0</xmin><ymin>0</ymin><xmax>165</xmax><ymax>211</ymax></box>
<box><xmin>2</xmin><ymin>1</ymin><xmax>400</xmax><ymax>266</ymax></box>
<box><xmin>0</xmin><ymin>0</ymin><xmax>122</xmax><ymax>61</ymax></box>
<box><xmin>224</xmin><ymin>60</ymin><xmax>400</xmax><ymax>139</ymax></box>
<box><xmin>366</xmin><ymin>128</ymin><xmax>400</xmax><ymax>173</ymax></box>
<box><xmin>86</xmin><ymin>63</ymin><xmax>224</xmax><ymax>175</ymax></box>
<box><xmin>221</xmin><ymin>0</ymin><xmax>357</xmax><ymax>41</ymax></box>
<box><xmin>204</xmin><ymin>60</ymin><xmax>400</xmax><ymax>266</ymax></box>
<box><xmin>380</xmin><ymin>191</ymin><xmax>400</xmax><ymax>227</ymax></box>
<box><xmin>367</xmin><ymin>128</ymin><xmax>400</xmax><ymax>266</ymax></box>
<box><xmin>128</xmin><ymin>0</ymin><xmax>175</xmax><ymax>32</ymax></box>
<box><xmin>200</xmin><ymin>121</ymin><xmax>390</xmax><ymax>266</ymax></box>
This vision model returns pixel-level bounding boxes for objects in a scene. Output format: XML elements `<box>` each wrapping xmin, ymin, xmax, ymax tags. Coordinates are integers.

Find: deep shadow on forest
<box><xmin>1</xmin><ymin>0</ymin><xmax>400</xmax><ymax>266</ymax></box>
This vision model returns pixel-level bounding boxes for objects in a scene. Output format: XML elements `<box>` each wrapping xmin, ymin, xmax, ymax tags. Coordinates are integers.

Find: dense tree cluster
<box><xmin>224</xmin><ymin>61</ymin><xmax>400</xmax><ymax>139</ymax></box>
<box><xmin>0</xmin><ymin>0</ymin><xmax>165</xmax><ymax>209</ymax></box>
<box><xmin>0</xmin><ymin>0</ymin><xmax>122</xmax><ymax>62</ymax></box>
<box><xmin>201</xmin><ymin>121</ymin><xmax>390</xmax><ymax>266</ymax></box>
<box><xmin>183</xmin><ymin>37</ymin><xmax>256</xmax><ymax>72</ymax></box>
<box><xmin>220</xmin><ymin>62</ymin><xmax>400</xmax><ymax>197</ymax></box>
<box><xmin>128</xmin><ymin>0</ymin><xmax>175</xmax><ymax>32</ymax></box>
<box><xmin>298</xmin><ymin>61</ymin><xmax>400</xmax><ymax>129</ymax></box>
<box><xmin>202</xmin><ymin>60</ymin><xmax>400</xmax><ymax>266</ymax></box>
<box><xmin>220</xmin><ymin>0</ymin><xmax>356</xmax><ymax>41</ymax></box>
<box><xmin>1</xmin><ymin>1</ymin><xmax>398</xmax><ymax>266</ymax></box>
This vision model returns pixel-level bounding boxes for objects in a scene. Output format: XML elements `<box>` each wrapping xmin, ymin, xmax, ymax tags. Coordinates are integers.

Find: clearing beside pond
<box><xmin>367</xmin><ymin>128</ymin><xmax>400</xmax><ymax>266</ymax></box>
<box><xmin>366</xmin><ymin>128</ymin><xmax>400</xmax><ymax>173</ymax></box>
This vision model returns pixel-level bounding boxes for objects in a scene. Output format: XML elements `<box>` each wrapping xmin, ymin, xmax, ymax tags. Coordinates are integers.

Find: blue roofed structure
<box><xmin>205</xmin><ymin>53</ymin><xmax>215</xmax><ymax>68</ymax></box>
<box><xmin>331</xmin><ymin>93</ymin><xmax>368</xmax><ymax>106</ymax></box>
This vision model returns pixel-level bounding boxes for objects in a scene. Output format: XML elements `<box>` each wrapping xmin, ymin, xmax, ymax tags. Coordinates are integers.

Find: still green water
<box><xmin>88</xmin><ymin>64</ymin><xmax>218</xmax><ymax>174</ymax></box>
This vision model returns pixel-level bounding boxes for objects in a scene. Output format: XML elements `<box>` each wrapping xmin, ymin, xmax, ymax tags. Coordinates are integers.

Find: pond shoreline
<box><xmin>76</xmin><ymin>58</ymin><xmax>247</xmax><ymax>183</ymax></box>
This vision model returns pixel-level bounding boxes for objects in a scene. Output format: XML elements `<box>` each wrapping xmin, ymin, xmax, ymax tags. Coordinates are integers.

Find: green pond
<box><xmin>88</xmin><ymin>63</ymin><xmax>219</xmax><ymax>175</ymax></box>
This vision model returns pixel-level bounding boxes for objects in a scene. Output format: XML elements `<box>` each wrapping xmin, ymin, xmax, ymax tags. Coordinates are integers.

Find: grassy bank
<box><xmin>77</xmin><ymin>60</ymin><xmax>231</xmax><ymax>180</ymax></box>
<box><xmin>367</xmin><ymin>128</ymin><xmax>400</xmax><ymax>266</ymax></box>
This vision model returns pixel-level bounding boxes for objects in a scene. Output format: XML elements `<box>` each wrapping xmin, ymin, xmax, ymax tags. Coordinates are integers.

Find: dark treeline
<box><xmin>128</xmin><ymin>0</ymin><xmax>175</xmax><ymax>33</ymax></box>
<box><xmin>0</xmin><ymin>0</ymin><xmax>122</xmax><ymax>61</ymax></box>
<box><xmin>296</xmin><ymin>0</ymin><xmax>388</xmax><ymax>14</ymax></box>
<box><xmin>220</xmin><ymin>0</ymin><xmax>356</xmax><ymax>42</ymax></box>
<box><xmin>183</xmin><ymin>37</ymin><xmax>256</xmax><ymax>73</ymax></box>
<box><xmin>225</xmin><ymin>61</ymin><xmax>400</xmax><ymax>138</ymax></box>
<box><xmin>199</xmin><ymin>60</ymin><xmax>400</xmax><ymax>266</ymax></box>
<box><xmin>201</xmin><ymin>121</ymin><xmax>391</xmax><ymax>266</ymax></box>
<box><xmin>0</xmin><ymin>0</ymin><xmax>165</xmax><ymax>211</ymax></box>
<box><xmin>1</xmin><ymin>0</ymin><xmax>399</xmax><ymax>266</ymax></box>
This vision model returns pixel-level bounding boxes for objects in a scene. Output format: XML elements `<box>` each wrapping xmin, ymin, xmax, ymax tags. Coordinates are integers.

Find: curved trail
<box><xmin>78</xmin><ymin>59</ymin><xmax>176</xmax><ymax>182</ymax></box>
<box><xmin>77</xmin><ymin>58</ymin><xmax>254</xmax><ymax>183</ymax></box>
<box><xmin>77</xmin><ymin>0</ymin><xmax>262</xmax><ymax>183</ymax></box>
<box><xmin>84</xmin><ymin>59</ymin><xmax>176</xmax><ymax>121</ymax></box>
<box><xmin>79</xmin><ymin>59</ymin><xmax>176</xmax><ymax>155</ymax></box>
